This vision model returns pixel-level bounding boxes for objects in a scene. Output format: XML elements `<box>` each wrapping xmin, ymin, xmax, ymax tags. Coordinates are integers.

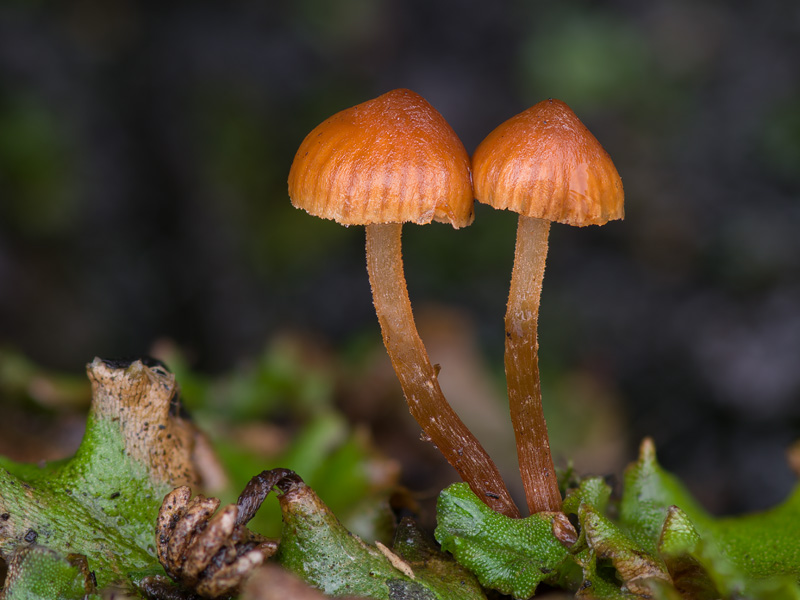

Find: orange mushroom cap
<box><xmin>472</xmin><ymin>98</ymin><xmax>624</xmax><ymax>227</ymax></box>
<box><xmin>288</xmin><ymin>89</ymin><xmax>474</xmax><ymax>228</ymax></box>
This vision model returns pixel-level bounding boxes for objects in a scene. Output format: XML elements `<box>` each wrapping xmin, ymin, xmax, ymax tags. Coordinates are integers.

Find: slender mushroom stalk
<box><xmin>366</xmin><ymin>223</ymin><xmax>519</xmax><ymax>517</ymax></box>
<box><xmin>473</xmin><ymin>99</ymin><xmax>624</xmax><ymax>515</ymax></box>
<box><xmin>289</xmin><ymin>89</ymin><xmax>520</xmax><ymax>517</ymax></box>
<box><xmin>504</xmin><ymin>216</ymin><xmax>561</xmax><ymax>512</ymax></box>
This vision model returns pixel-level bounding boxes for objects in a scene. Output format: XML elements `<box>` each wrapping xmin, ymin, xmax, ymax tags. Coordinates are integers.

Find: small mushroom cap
<box><xmin>472</xmin><ymin>98</ymin><xmax>624</xmax><ymax>227</ymax></box>
<box><xmin>288</xmin><ymin>89</ymin><xmax>474</xmax><ymax>228</ymax></box>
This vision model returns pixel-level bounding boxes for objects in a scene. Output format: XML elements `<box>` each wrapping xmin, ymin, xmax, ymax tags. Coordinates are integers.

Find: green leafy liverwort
<box><xmin>436</xmin><ymin>438</ymin><xmax>800</xmax><ymax>599</ymax></box>
<box><xmin>249</xmin><ymin>468</ymin><xmax>488</xmax><ymax>600</ymax></box>
<box><xmin>435</xmin><ymin>482</ymin><xmax>574</xmax><ymax>598</ymax></box>
<box><xmin>0</xmin><ymin>358</ymin><xmax>201</xmax><ymax>593</ymax></box>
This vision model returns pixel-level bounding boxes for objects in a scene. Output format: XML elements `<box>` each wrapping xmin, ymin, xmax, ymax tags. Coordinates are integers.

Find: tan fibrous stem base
<box><xmin>366</xmin><ymin>223</ymin><xmax>520</xmax><ymax>518</ymax></box>
<box><xmin>506</xmin><ymin>216</ymin><xmax>562</xmax><ymax>514</ymax></box>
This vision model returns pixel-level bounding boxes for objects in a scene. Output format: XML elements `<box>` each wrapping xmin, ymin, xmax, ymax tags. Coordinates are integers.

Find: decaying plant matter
<box><xmin>155</xmin><ymin>486</ymin><xmax>278</xmax><ymax>598</ymax></box>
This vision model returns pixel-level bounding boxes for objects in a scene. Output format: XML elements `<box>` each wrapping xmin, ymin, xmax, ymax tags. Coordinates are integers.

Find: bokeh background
<box><xmin>1</xmin><ymin>0</ymin><xmax>799</xmax><ymax>518</ymax></box>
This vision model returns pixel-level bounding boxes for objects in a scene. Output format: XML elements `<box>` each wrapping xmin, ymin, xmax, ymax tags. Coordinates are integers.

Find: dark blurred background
<box><xmin>1</xmin><ymin>0</ymin><xmax>799</xmax><ymax>516</ymax></box>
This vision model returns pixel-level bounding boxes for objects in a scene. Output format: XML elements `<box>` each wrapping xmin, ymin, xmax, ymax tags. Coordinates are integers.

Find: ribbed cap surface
<box><xmin>288</xmin><ymin>89</ymin><xmax>474</xmax><ymax>228</ymax></box>
<box><xmin>472</xmin><ymin>99</ymin><xmax>624</xmax><ymax>226</ymax></box>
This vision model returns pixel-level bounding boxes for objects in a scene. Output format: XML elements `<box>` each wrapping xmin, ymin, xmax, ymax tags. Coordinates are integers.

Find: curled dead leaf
<box><xmin>155</xmin><ymin>485</ymin><xmax>278</xmax><ymax>598</ymax></box>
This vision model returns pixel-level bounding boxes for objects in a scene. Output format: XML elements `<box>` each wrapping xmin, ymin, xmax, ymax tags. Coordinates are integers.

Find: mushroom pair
<box><xmin>288</xmin><ymin>90</ymin><xmax>623</xmax><ymax>517</ymax></box>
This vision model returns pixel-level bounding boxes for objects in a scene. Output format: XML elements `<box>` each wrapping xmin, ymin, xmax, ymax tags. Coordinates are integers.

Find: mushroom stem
<box><xmin>505</xmin><ymin>215</ymin><xmax>561</xmax><ymax>513</ymax></box>
<box><xmin>366</xmin><ymin>222</ymin><xmax>520</xmax><ymax>518</ymax></box>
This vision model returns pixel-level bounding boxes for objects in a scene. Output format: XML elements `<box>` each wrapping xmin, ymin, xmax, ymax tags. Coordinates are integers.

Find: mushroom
<box><xmin>288</xmin><ymin>89</ymin><xmax>519</xmax><ymax>518</ymax></box>
<box><xmin>472</xmin><ymin>98</ymin><xmax>624</xmax><ymax>514</ymax></box>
